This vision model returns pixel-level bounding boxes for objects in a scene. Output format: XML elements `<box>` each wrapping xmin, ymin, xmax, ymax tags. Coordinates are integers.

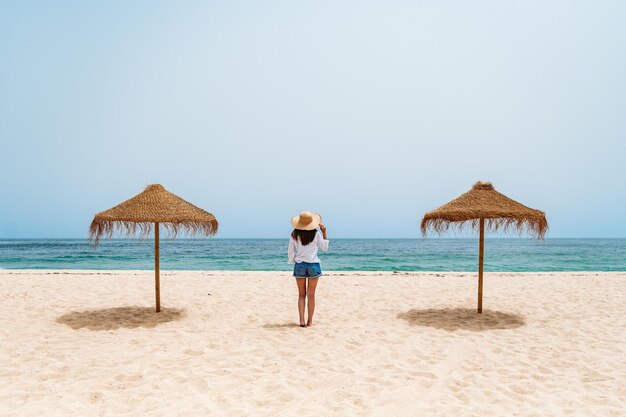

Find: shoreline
<box><xmin>2</xmin><ymin>270</ymin><xmax>624</xmax><ymax>416</ymax></box>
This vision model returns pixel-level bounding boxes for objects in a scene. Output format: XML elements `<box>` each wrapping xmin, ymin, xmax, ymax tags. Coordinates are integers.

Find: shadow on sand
<box><xmin>56</xmin><ymin>306</ymin><xmax>185</xmax><ymax>330</ymax></box>
<box><xmin>262</xmin><ymin>322</ymin><xmax>301</xmax><ymax>330</ymax></box>
<box><xmin>398</xmin><ymin>308</ymin><xmax>525</xmax><ymax>331</ymax></box>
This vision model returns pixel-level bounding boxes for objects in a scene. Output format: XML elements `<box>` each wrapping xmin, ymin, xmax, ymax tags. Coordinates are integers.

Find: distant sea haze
<box><xmin>1</xmin><ymin>239</ymin><xmax>625</xmax><ymax>271</ymax></box>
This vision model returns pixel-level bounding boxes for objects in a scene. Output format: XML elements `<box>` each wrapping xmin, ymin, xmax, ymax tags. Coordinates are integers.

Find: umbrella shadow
<box><xmin>56</xmin><ymin>306</ymin><xmax>185</xmax><ymax>330</ymax></box>
<box><xmin>398</xmin><ymin>308</ymin><xmax>525</xmax><ymax>331</ymax></box>
<box><xmin>262</xmin><ymin>322</ymin><xmax>300</xmax><ymax>330</ymax></box>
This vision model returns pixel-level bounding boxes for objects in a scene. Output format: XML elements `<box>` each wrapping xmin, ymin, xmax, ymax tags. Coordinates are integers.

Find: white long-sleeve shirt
<box><xmin>288</xmin><ymin>231</ymin><xmax>329</xmax><ymax>264</ymax></box>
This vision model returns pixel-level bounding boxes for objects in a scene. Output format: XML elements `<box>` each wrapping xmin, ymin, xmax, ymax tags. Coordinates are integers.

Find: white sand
<box><xmin>1</xmin><ymin>270</ymin><xmax>624</xmax><ymax>416</ymax></box>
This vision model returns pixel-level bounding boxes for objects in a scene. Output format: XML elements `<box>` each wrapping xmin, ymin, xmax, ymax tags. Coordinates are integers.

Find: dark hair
<box><xmin>291</xmin><ymin>229</ymin><xmax>318</xmax><ymax>246</ymax></box>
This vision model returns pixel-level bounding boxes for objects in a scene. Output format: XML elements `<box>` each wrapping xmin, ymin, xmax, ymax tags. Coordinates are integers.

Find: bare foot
<box><xmin>306</xmin><ymin>321</ymin><xmax>313</xmax><ymax>327</ymax></box>
<box><xmin>299</xmin><ymin>323</ymin><xmax>306</xmax><ymax>328</ymax></box>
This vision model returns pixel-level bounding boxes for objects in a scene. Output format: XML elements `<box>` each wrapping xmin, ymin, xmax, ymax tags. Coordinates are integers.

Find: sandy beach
<box><xmin>1</xmin><ymin>270</ymin><xmax>624</xmax><ymax>416</ymax></box>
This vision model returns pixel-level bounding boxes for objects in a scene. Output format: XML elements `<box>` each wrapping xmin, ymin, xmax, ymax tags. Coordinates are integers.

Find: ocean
<box><xmin>0</xmin><ymin>239</ymin><xmax>625</xmax><ymax>271</ymax></box>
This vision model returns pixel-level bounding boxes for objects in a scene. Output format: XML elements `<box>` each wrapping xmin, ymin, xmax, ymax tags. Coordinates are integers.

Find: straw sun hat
<box><xmin>291</xmin><ymin>211</ymin><xmax>322</xmax><ymax>231</ymax></box>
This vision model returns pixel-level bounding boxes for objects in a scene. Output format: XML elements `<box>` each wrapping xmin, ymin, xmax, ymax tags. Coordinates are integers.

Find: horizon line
<box><xmin>1</xmin><ymin>236</ymin><xmax>625</xmax><ymax>240</ymax></box>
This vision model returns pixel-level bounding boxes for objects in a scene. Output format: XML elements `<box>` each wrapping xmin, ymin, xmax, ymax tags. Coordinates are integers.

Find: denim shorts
<box><xmin>293</xmin><ymin>262</ymin><xmax>322</xmax><ymax>278</ymax></box>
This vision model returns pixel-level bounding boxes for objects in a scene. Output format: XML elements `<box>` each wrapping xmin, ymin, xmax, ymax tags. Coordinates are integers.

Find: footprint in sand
<box><xmin>115</xmin><ymin>374</ymin><xmax>143</xmax><ymax>382</ymax></box>
<box><xmin>510</xmin><ymin>383</ymin><xmax>536</xmax><ymax>395</ymax></box>
<box><xmin>412</xmin><ymin>371</ymin><xmax>437</xmax><ymax>380</ymax></box>
<box><xmin>193</xmin><ymin>378</ymin><xmax>209</xmax><ymax>393</ymax></box>
<box><xmin>184</xmin><ymin>349</ymin><xmax>204</xmax><ymax>356</ymax></box>
<box><xmin>451</xmin><ymin>390</ymin><xmax>471</xmax><ymax>404</ymax></box>
<box><xmin>278</xmin><ymin>392</ymin><xmax>295</xmax><ymax>403</ymax></box>
<box><xmin>353</xmin><ymin>398</ymin><xmax>366</xmax><ymax>408</ymax></box>
<box><xmin>89</xmin><ymin>392</ymin><xmax>103</xmax><ymax>403</ymax></box>
<box><xmin>217</xmin><ymin>395</ymin><xmax>231</xmax><ymax>410</ymax></box>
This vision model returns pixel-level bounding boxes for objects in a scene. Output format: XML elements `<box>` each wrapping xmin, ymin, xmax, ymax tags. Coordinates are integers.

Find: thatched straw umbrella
<box><xmin>421</xmin><ymin>181</ymin><xmax>547</xmax><ymax>313</ymax></box>
<box><xmin>89</xmin><ymin>184</ymin><xmax>218</xmax><ymax>312</ymax></box>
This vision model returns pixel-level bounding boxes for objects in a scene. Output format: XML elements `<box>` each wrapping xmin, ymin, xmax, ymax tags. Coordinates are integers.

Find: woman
<box><xmin>288</xmin><ymin>211</ymin><xmax>329</xmax><ymax>327</ymax></box>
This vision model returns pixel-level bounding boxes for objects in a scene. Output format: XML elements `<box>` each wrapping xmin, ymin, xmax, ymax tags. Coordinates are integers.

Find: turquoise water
<box><xmin>1</xmin><ymin>239</ymin><xmax>625</xmax><ymax>271</ymax></box>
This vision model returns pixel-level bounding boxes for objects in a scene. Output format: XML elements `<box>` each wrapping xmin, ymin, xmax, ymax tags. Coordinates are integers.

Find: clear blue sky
<box><xmin>1</xmin><ymin>1</ymin><xmax>625</xmax><ymax>238</ymax></box>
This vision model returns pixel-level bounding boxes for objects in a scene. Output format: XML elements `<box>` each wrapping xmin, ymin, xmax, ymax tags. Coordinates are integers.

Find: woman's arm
<box><xmin>288</xmin><ymin>237</ymin><xmax>297</xmax><ymax>264</ymax></box>
<box><xmin>319</xmin><ymin>223</ymin><xmax>328</xmax><ymax>240</ymax></box>
<box><xmin>317</xmin><ymin>224</ymin><xmax>329</xmax><ymax>252</ymax></box>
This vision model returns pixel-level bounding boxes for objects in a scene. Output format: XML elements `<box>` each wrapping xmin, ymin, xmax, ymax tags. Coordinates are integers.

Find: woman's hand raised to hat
<box><xmin>319</xmin><ymin>223</ymin><xmax>327</xmax><ymax>239</ymax></box>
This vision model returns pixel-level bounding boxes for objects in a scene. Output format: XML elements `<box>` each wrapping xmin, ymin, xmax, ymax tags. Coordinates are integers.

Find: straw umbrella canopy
<box><xmin>89</xmin><ymin>184</ymin><xmax>218</xmax><ymax>312</ymax></box>
<box><xmin>421</xmin><ymin>181</ymin><xmax>547</xmax><ymax>313</ymax></box>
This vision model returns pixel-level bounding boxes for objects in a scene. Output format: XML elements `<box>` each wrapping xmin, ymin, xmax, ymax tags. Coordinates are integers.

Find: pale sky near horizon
<box><xmin>1</xmin><ymin>1</ymin><xmax>625</xmax><ymax>238</ymax></box>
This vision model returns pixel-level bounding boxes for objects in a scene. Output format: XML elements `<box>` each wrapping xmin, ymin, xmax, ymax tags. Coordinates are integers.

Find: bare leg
<box><xmin>295</xmin><ymin>278</ymin><xmax>307</xmax><ymax>327</ymax></box>
<box><xmin>306</xmin><ymin>277</ymin><xmax>319</xmax><ymax>327</ymax></box>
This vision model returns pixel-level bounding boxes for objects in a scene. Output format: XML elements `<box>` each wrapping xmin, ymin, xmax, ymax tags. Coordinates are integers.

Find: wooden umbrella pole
<box><xmin>477</xmin><ymin>217</ymin><xmax>485</xmax><ymax>314</ymax></box>
<box><xmin>155</xmin><ymin>222</ymin><xmax>161</xmax><ymax>313</ymax></box>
